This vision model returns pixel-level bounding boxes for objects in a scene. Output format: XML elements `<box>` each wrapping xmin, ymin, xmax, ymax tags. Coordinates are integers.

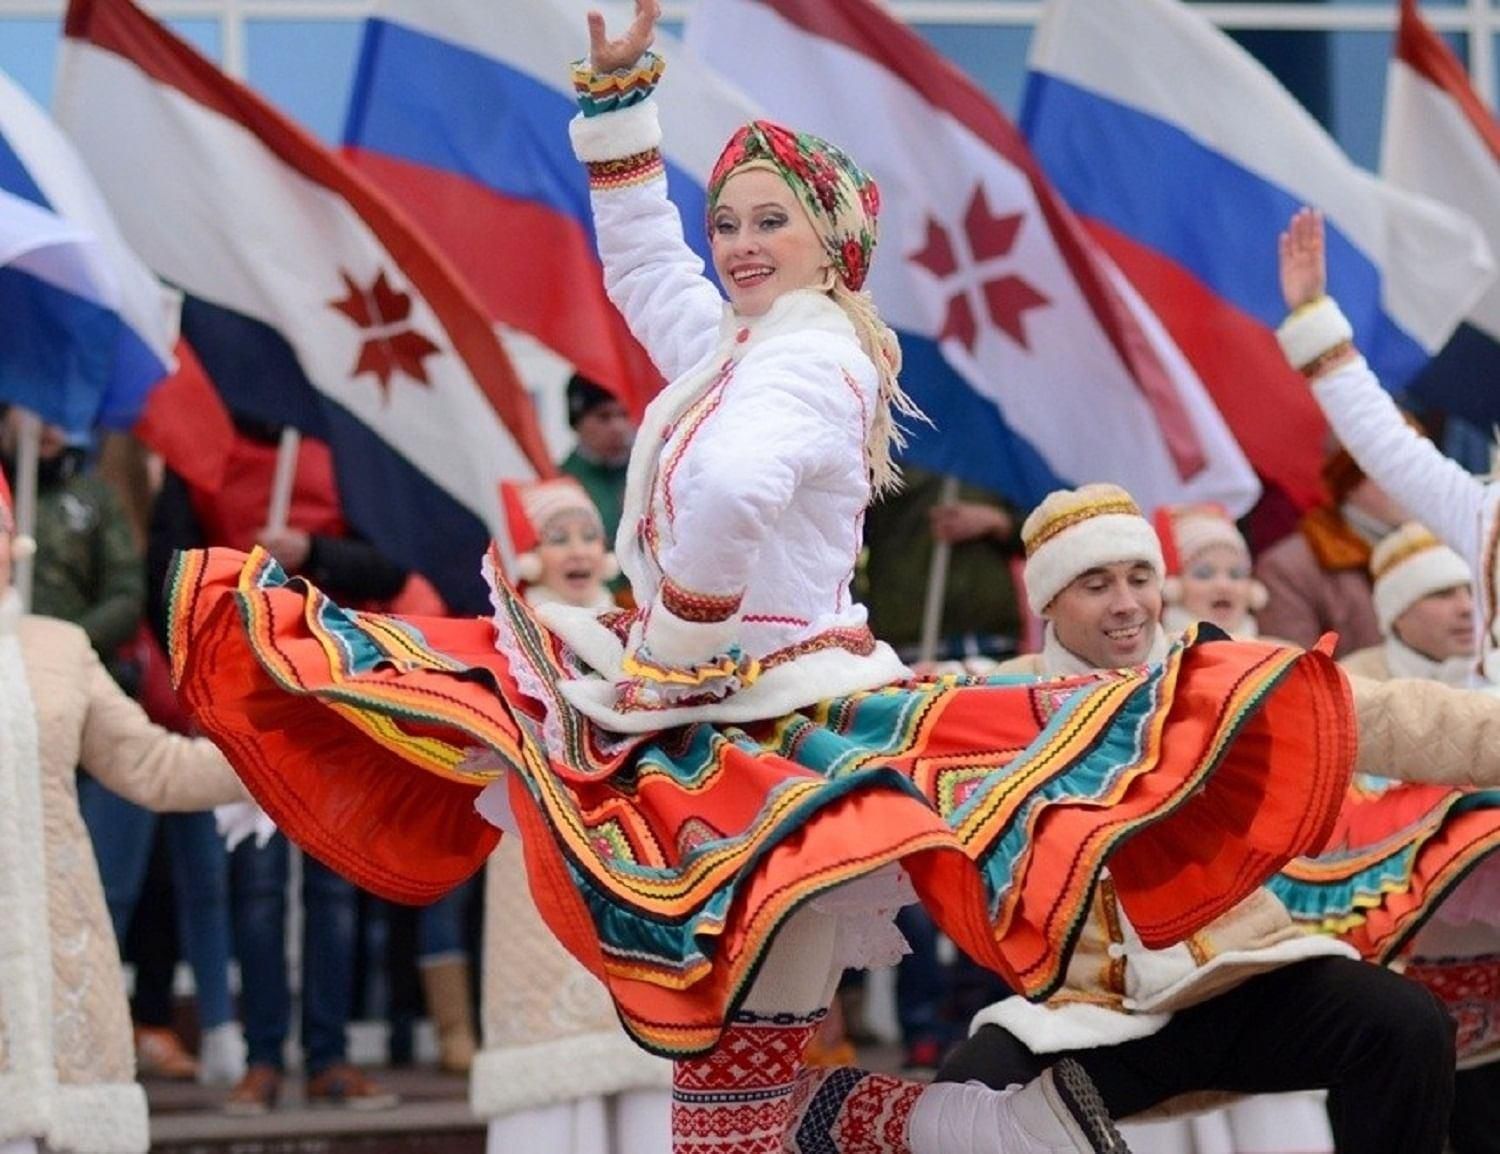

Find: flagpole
<box><xmin>916</xmin><ymin>475</ymin><xmax>961</xmax><ymax>667</ymax></box>
<box><xmin>12</xmin><ymin>408</ymin><xmax>39</xmax><ymax>612</ymax></box>
<box><xmin>266</xmin><ymin>427</ymin><xmax>300</xmax><ymax>535</ymax></box>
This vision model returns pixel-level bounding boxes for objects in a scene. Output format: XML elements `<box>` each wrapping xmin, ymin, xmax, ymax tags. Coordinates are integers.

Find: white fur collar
<box><xmin>1384</xmin><ymin>634</ymin><xmax>1476</xmax><ymax>688</ymax></box>
<box><xmin>1039</xmin><ymin>623</ymin><xmax>1170</xmax><ymax>677</ymax></box>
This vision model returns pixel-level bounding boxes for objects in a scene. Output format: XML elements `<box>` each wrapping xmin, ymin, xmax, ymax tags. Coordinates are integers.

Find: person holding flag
<box><xmin>166</xmin><ymin>4</ymin><xmax>1500</xmax><ymax>1153</ymax></box>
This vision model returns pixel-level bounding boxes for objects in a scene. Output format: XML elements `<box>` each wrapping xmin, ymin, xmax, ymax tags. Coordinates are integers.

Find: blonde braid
<box><xmin>828</xmin><ymin>277</ymin><xmax>928</xmax><ymax>498</ymax></box>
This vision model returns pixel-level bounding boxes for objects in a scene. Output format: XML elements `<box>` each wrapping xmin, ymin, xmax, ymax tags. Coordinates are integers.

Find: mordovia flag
<box><xmin>56</xmin><ymin>0</ymin><xmax>556</xmax><ymax>613</ymax></box>
<box><xmin>1384</xmin><ymin>0</ymin><xmax>1500</xmax><ymax>426</ymax></box>
<box><xmin>688</xmin><ymin>0</ymin><xmax>1260</xmax><ymax>515</ymax></box>
<box><xmin>1022</xmin><ymin>0</ymin><xmax>1494</xmax><ymax>509</ymax></box>
<box><xmin>0</xmin><ymin>65</ymin><xmax>176</xmax><ymax>430</ymax></box>
<box><xmin>343</xmin><ymin>0</ymin><xmax>750</xmax><ymax>417</ymax></box>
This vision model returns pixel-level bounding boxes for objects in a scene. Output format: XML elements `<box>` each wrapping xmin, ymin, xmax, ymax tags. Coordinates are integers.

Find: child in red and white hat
<box><xmin>499</xmin><ymin>478</ymin><xmax>618</xmax><ymax>613</ymax></box>
<box><xmin>1154</xmin><ymin>504</ymin><xmax>1267</xmax><ymax>638</ymax></box>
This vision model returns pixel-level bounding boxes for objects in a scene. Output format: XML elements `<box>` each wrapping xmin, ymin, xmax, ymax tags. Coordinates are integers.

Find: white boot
<box><xmin>908</xmin><ymin>1060</ymin><xmax>1131</xmax><ymax>1153</ymax></box>
<box><xmin>197</xmin><ymin>1021</ymin><xmax>247</xmax><ymax>1086</ymax></box>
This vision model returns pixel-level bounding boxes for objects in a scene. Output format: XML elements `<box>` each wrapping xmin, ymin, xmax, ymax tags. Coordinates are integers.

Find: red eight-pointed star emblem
<box><xmin>909</xmin><ymin>186</ymin><xmax>1050</xmax><ymax>353</ymax></box>
<box><xmin>328</xmin><ymin>269</ymin><xmax>441</xmax><ymax>398</ymax></box>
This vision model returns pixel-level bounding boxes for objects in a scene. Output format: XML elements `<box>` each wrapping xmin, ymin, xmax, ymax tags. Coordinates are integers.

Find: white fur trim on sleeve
<box><xmin>1276</xmin><ymin>297</ymin><xmax>1354</xmax><ymax>372</ymax></box>
<box><xmin>569</xmin><ymin>100</ymin><xmax>663</xmax><ymax>164</ymax></box>
<box><xmin>639</xmin><ymin>600</ymin><xmax>739</xmax><ymax>669</ymax></box>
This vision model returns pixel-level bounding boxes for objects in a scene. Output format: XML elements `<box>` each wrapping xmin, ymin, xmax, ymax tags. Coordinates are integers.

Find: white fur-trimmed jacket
<box><xmin>0</xmin><ymin>610</ymin><xmax>245</xmax><ymax>1154</ymax></box>
<box><xmin>546</xmin><ymin>100</ymin><xmax>907</xmax><ymax>732</ymax></box>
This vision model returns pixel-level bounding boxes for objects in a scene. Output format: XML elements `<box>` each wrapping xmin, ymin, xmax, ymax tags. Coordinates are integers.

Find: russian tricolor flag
<box><xmin>688</xmin><ymin>0</ymin><xmax>1260</xmax><ymax>515</ymax></box>
<box><xmin>0</xmin><ymin>65</ymin><xmax>176</xmax><ymax>431</ymax></box>
<box><xmin>1384</xmin><ymin>0</ymin><xmax>1500</xmax><ymax>427</ymax></box>
<box><xmin>1023</xmin><ymin>0</ymin><xmax>1494</xmax><ymax>509</ymax></box>
<box><xmin>342</xmin><ymin>0</ymin><xmax>749</xmax><ymax>417</ymax></box>
<box><xmin>56</xmin><ymin>0</ymin><xmax>556</xmax><ymax>613</ymax></box>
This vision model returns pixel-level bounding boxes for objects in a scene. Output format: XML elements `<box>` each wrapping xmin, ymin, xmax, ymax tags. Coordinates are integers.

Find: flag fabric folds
<box><xmin>1383</xmin><ymin>0</ymin><xmax>1500</xmax><ymax>427</ymax></box>
<box><xmin>687</xmin><ymin>0</ymin><xmax>1261</xmax><ymax>516</ymax></box>
<box><xmin>56</xmin><ymin>0</ymin><xmax>556</xmax><ymax>613</ymax></box>
<box><xmin>1022</xmin><ymin>0</ymin><xmax>1493</xmax><ymax>507</ymax></box>
<box><xmin>342</xmin><ymin>0</ymin><xmax>750</xmax><ymax>417</ymax></box>
<box><xmin>0</xmin><ymin>65</ymin><xmax>176</xmax><ymax>430</ymax></box>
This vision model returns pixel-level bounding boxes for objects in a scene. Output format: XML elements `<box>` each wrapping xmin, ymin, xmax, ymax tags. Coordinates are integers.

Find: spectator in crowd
<box><xmin>1155</xmin><ymin>503</ymin><xmax>1269</xmax><ymax>639</ymax></box>
<box><xmin>0</xmin><ymin>408</ymin><xmax>242</xmax><ymax>1083</ymax></box>
<box><xmin>862</xmin><ymin>465</ymin><xmax>1022</xmax><ymax>669</ymax></box>
<box><xmin>147</xmin><ymin>415</ymin><xmax>411</xmax><ymax>1114</ymax></box>
<box><xmin>1254</xmin><ymin>439</ymin><xmax>1406</xmax><ymax>656</ymax></box>
<box><xmin>558</xmin><ymin>372</ymin><xmax>634</xmax><ymax>550</ymax></box>
<box><xmin>473</xmin><ymin>478</ymin><xmax>669</xmax><ymax>1153</ymax></box>
<box><xmin>0</xmin><ymin>468</ymin><xmax>248</xmax><ymax>1154</ymax></box>
<box><xmin>1</xmin><ymin>408</ymin><xmax>144</xmax><ymax>670</ymax></box>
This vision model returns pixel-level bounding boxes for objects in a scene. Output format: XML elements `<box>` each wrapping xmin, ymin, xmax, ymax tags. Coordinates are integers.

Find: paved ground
<box><xmin>145</xmin><ymin>1044</ymin><xmax>906</xmax><ymax>1148</ymax></box>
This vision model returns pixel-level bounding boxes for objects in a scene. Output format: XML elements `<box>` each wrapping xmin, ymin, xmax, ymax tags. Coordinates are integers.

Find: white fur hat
<box><xmin>1021</xmin><ymin>483</ymin><xmax>1164</xmax><ymax>615</ymax></box>
<box><xmin>1371</xmin><ymin>522</ymin><xmax>1472</xmax><ymax>633</ymax></box>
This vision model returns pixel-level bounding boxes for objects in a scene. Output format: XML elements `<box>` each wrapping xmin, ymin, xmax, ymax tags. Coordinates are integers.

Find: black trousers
<box><xmin>936</xmin><ymin>957</ymin><xmax>1455</xmax><ymax>1154</ymax></box>
<box><xmin>1452</xmin><ymin>1059</ymin><xmax>1500</xmax><ymax>1154</ymax></box>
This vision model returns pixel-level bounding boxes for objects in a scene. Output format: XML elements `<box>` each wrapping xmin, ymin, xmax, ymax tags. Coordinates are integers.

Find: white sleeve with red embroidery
<box><xmin>570</xmin><ymin>100</ymin><xmax>725</xmax><ymax>383</ymax></box>
<box><xmin>635</xmin><ymin>335</ymin><xmax>875</xmax><ymax>677</ymax></box>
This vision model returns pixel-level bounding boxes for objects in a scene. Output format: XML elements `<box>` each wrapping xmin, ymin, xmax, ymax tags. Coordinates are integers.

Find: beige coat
<box><xmin>470</xmin><ymin>837</ymin><xmax>670</xmax><ymax>1120</ymax></box>
<box><xmin>0</xmin><ymin>612</ymin><xmax>245</xmax><ymax>1154</ymax></box>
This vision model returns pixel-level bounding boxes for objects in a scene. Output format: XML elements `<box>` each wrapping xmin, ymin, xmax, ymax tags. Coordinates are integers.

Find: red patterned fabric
<box><xmin>1404</xmin><ymin>955</ymin><xmax>1500</xmax><ymax>1064</ymax></box>
<box><xmin>672</xmin><ymin>1012</ymin><xmax>822</xmax><ymax>1154</ymax></box>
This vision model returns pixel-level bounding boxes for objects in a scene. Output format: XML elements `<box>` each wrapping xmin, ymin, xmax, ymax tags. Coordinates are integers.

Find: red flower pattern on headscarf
<box><xmin>707</xmin><ymin>119</ymin><xmax>879</xmax><ymax>292</ymax></box>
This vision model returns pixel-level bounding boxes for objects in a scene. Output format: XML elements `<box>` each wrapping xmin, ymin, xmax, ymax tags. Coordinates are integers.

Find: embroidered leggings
<box><xmin>669</xmin><ymin>900</ymin><xmax>987</xmax><ymax>1154</ymax></box>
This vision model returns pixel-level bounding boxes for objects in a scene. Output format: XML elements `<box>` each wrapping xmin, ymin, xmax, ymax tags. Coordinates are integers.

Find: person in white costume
<box><xmin>1274</xmin><ymin>206</ymin><xmax>1500</xmax><ymax>685</ymax></box>
<box><xmin>0</xmin><ymin>469</ymin><xmax>249</xmax><ymax>1154</ymax></box>
<box><xmin>475</xmin><ymin>477</ymin><xmax>672</xmax><ymax>1154</ymax></box>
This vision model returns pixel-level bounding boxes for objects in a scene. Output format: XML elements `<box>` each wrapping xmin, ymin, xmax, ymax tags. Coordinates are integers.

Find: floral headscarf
<box><xmin>708</xmin><ymin>120</ymin><xmax>922</xmax><ymax>497</ymax></box>
<box><xmin>708</xmin><ymin>120</ymin><xmax>880</xmax><ymax>292</ymax></box>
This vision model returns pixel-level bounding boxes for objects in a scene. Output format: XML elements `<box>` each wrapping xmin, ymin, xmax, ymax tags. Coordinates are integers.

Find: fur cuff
<box><xmin>637</xmin><ymin>591</ymin><xmax>741</xmax><ymax>671</ymax></box>
<box><xmin>47</xmin><ymin>1083</ymin><xmax>149</xmax><ymax>1154</ymax></box>
<box><xmin>569</xmin><ymin>99</ymin><xmax>663</xmax><ymax>165</ymax></box>
<box><xmin>1276</xmin><ymin>297</ymin><xmax>1355</xmax><ymax>374</ymax></box>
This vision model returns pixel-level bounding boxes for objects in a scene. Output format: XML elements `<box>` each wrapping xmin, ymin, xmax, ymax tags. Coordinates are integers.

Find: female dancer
<box><xmin>166</xmin><ymin>6</ymin><xmax>1367</xmax><ymax>1151</ymax></box>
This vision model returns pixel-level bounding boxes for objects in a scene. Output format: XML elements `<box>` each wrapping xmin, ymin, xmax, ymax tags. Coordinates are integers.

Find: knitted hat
<box><xmin>498</xmin><ymin>477</ymin><xmax>612</xmax><ymax>585</ymax></box>
<box><xmin>0</xmin><ymin>470</ymin><xmax>35</xmax><ymax>561</ymax></box>
<box><xmin>566</xmin><ymin>374</ymin><xmax>618</xmax><ymax>428</ymax></box>
<box><xmin>1021</xmin><ymin>484</ymin><xmax>1164</xmax><ymax>615</ymax></box>
<box><xmin>1154</xmin><ymin>503</ymin><xmax>1266</xmax><ymax>611</ymax></box>
<box><xmin>1370</xmin><ymin>521</ymin><xmax>1472</xmax><ymax>632</ymax></box>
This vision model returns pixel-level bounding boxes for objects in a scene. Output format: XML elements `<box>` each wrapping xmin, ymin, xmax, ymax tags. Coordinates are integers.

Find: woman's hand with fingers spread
<box><xmin>587</xmin><ymin>0</ymin><xmax>661</xmax><ymax>73</ymax></box>
<box><xmin>1279</xmin><ymin>207</ymin><xmax>1327</xmax><ymax>312</ymax></box>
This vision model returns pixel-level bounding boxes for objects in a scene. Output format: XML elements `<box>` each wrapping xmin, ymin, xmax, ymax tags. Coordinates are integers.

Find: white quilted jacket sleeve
<box><xmin>571</xmin><ymin>100</ymin><xmax>724</xmax><ymax>382</ymax></box>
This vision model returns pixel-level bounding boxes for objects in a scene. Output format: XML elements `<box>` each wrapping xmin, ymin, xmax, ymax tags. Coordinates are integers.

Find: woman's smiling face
<box><xmin>710</xmin><ymin>168</ymin><xmax>828</xmax><ymax>317</ymax></box>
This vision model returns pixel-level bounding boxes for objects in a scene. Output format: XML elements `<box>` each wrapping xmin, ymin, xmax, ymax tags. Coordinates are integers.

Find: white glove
<box><xmin>214</xmin><ymin>801</ymin><xmax>277</xmax><ymax>852</ymax></box>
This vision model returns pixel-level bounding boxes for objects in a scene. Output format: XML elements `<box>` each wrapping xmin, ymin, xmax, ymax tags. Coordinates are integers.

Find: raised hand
<box><xmin>1279</xmin><ymin>207</ymin><xmax>1327</xmax><ymax>312</ymax></box>
<box><xmin>587</xmin><ymin>0</ymin><xmax>661</xmax><ymax>73</ymax></box>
